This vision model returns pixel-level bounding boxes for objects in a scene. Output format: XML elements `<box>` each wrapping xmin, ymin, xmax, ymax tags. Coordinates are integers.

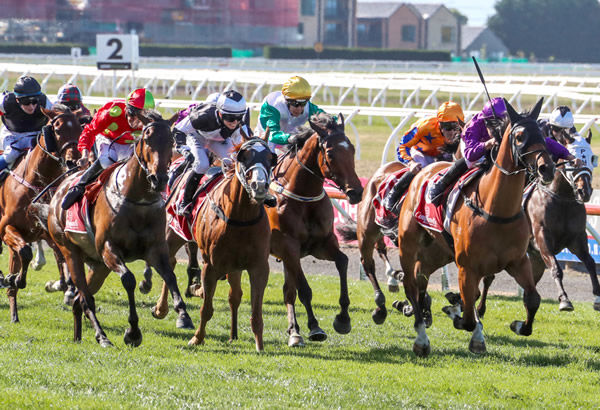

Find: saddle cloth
<box><xmin>373</xmin><ymin>168</ymin><xmax>410</xmax><ymax>228</ymax></box>
<box><xmin>415</xmin><ymin>167</ymin><xmax>480</xmax><ymax>233</ymax></box>
<box><xmin>167</xmin><ymin>172</ymin><xmax>224</xmax><ymax>242</ymax></box>
<box><xmin>64</xmin><ymin>163</ymin><xmax>121</xmax><ymax>234</ymax></box>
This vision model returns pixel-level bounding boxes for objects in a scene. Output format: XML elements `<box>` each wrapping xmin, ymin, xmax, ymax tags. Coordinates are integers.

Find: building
<box><xmin>410</xmin><ymin>3</ymin><xmax>460</xmax><ymax>54</ymax></box>
<box><xmin>461</xmin><ymin>26</ymin><xmax>509</xmax><ymax>60</ymax></box>
<box><xmin>298</xmin><ymin>0</ymin><xmax>357</xmax><ymax>48</ymax></box>
<box><xmin>356</xmin><ymin>2</ymin><xmax>422</xmax><ymax>49</ymax></box>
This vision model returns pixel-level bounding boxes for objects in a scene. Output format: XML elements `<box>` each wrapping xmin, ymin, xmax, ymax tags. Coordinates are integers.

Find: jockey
<box><xmin>174</xmin><ymin>89</ymin><xmax>270</xmax><ymax>216</ymax></box>
<box><xmin>54</xmin><ymin>83</ymin><xmax>91</xmax><ymax>117</ymax></box>
<box><xmin>0</xmin><ymin>76</ymin><xmax>53</xmax><ymax>173</ymax></box>
<box><xmin>256</xmin><ymin>75</ymin><xmax>327</xmax><ymax>153</ymax></box>
<box><xmin>61</xmin><ymin>88</ymin><xmax>155</xmax><ymax>210</ymax></box>
<box><xmin>381</xmin><ymin>101</ymin><xmax>465</xmax><ymax>213</ymax></box>
<box><xmin>538</xmin><ymin>106</ymin><xmax>582</xmax><ymax>167</ymax></box>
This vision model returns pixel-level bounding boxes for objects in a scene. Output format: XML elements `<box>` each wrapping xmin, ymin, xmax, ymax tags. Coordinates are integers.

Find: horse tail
<box><xmin>335</xmin><ymin>221</ymin><xmax>357</xmax><ymax>241</ymax></box>
<box><xmin>29</xmin><ymin>203</ymin><xmax>50</xmax><ymax>234</ymax></box>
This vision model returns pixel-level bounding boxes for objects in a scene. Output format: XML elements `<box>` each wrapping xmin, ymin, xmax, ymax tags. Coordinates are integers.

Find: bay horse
<box><xmin>267</xmin><ymin>112</ymin><xmax>363</xmax><ymax>347</ymax></box>
<box><xmin>0</xmin><ymin>105</ymin><xmax>81</xmax><ymax>322</ymax></box>
<box><xmin>47</xmin><ymin>110</ymin><xmax>194</xmax><ymax>347</ymax></box>
<box><xmin>152</xmin><ymin>134</ymin><xmax>276</xmax><ymax>351</ymax></box>
<box><xmin>397</xmin><ymin>98</ymin><xmax>555</xmax><ymax>356</ymax></box>
<box><xmin>477</xmin><ymin>142</ymin><xmax>599</xmax><ymax>315</ymax></box>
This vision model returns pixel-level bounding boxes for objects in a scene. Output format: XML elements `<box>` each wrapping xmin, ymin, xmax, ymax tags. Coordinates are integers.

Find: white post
<box><xmin>112</xmin><ymin>70</ymin><xmax>117</xmax><ymax>97</ymax></box>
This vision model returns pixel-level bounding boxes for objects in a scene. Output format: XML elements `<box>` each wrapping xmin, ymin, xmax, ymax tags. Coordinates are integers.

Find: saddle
<box><xmin>84</xmin><ymin>162</ymin><xmax>122</xmax><ymax>204</ymax></box>
<box><xmin>373</xmin><ymin>168</ymin><xmax>411</xmax><ymax>241</ymax></box>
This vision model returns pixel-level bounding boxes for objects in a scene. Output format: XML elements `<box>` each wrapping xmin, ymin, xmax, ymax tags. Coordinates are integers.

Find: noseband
<box><xmin>235</xmin><ymin>139</ymin><xmax>272</xmax><ymax>196</ymax></box>
<box><xmin>132</xmin><ymin>122</ymin><xmax>172</xmax><ymax>182</ymax></box>
<box><xmin>491</xmin><ymin>120</ymin><xmax>547</xmax><ymax>178</ymax></box>
<box><xmin>37</xmin><ymin>112</ymin><xmax>79</xmax><ymax>167</ymax></box>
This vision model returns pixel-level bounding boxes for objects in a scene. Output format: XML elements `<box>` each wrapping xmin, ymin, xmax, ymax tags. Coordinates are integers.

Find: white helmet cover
<box><xmin>549</xmin><ymin>106</ymin><xmax>574</xmax><ymax>129</ymax></box>
<box><xmin>216</xmin><ymin>90</ymin><xmax>246</xmax><ymax>115</ymax></box>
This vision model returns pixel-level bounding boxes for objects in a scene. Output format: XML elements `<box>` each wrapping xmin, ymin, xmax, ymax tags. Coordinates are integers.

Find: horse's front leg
<box><xmin>568</xmin><ymin>234</ymin><xmax>600</xmax><ymax>311</ymax></box>
<box><xmin>506</xmin><ymin>254</ymin><xmax>541</xmax><ymax>337</ymax></box>
<box><xmin>376</xmin><ymin>239</ymin><xmax>402</xmax><ymax>292</ymax></box>
<box><xmin>146</xmin><ymin>245</ymin><xmax>194</xmax><ymax>330</ymax></box>
<box><xmin>455</xmin><ymin>266</ymin><xmax>486</xmax><ymax>354</ymax></box>
<box><xmin>138</xmin><ymin>263</ymin><xmax>153</xmax><ymax>294</ymax></box>
<box><xmin>6</xmin><ymin>249</ymin><xmax>21</xmax><ymax>323</ymax></box>
<box><xmin>358</xmin><ymin>228</ymin><xmax>388</xmax><ymax>325</ymax></box>
<box><xmin>101</xmin><ymin>242</ymin><xmax>142</xmax><ymax>347</ymax></box>
<box><xmin>476</xmin><ymin>275</ymin><xmax>495</xmax><ymax>319</ymax></box>
<box><xmin>401</xmin><ymin>256</ymin><xmax>430</xmax><ymax>357</ymax></box>
<box><xmin>185</xmin><ymin>241</ymin><xmax>202</xmax><ymax>298</ymax></box>
<box><xmin>189</xmin><ymin>263</ymin><xmax>218</xmax><ymax>346</ymax></box>
<box><xmin>3</xmin><ymin>225</ymin><xmax>32</xmax><ymax>289</ymax></box>
<box><xmin>227</xmin><ymin>271</ymin><xmax>243</xmax><ymax>343</ymax></box>
<box><xmin>248</xmin><ymin>261</ymin><xmax>269</xmax><ymax>352</ymax></box>
<box><xmin>534</xmin><ymin>236</ymin><xmax>572</xmax><ymax>311</ymax></box>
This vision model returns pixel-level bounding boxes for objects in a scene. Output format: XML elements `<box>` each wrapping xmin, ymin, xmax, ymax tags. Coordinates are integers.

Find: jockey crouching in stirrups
<box><xmin>0</xmin><ymin>76</ymin><xmax>53</xmax><ymax>177</ymax></box>
<box><xmin>256</xmin><ymin>75</ymin><xmax>329</xmax><ymax>154</ymax></box>
<box><xmin>61</xmin><ymin>88</ymin><xmax>155</xmax><ymax>209</ymax></box>
<box><xmin>381</xmin><ymin>101</ymin><xmax>465</xmax><ymax>220</ymax></box>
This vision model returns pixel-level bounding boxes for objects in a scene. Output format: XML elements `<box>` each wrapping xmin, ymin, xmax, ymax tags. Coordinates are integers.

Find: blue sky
<box><xmin>357</xmin><ymin>0</ymin><xmax>498</xmax><ymax>26</ymax></box>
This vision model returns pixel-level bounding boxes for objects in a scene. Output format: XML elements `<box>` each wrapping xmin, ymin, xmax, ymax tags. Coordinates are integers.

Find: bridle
<box><xmin>132</xmin><ymin>121</ymin><xmax>172</xmax><ymax>183</ymax></box>
<box><xmin>234</xmin><ymin>138</ymin><xmax>272</xmax><ymax>197</ymax></box>
<box><xmin>37</xmin><ymin>112</ymin><xmax>79</xmax><ymax>168</ymax></box>
<box><xmin>539</xmin><ymin>161</ymin><xmax>593</xmax><ymax>204</ymax></box>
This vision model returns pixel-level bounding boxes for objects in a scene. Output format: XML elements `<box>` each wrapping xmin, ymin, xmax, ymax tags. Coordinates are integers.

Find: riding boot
<box><xmin>427</xmin><ymin>158</ymin><xmax>468</xmax><ymax>206</ymax></box>
<box><xmin>382</xmin><ymin>171</ymin><xmax>415</xmax><ymax>215</ymax></box>
<box><xmin>178</xmin><ymin>171</ymin><xmax>203</xmax><ymax>217</ymax></box>
<box><xmin>61</xmin><ymin>160</ymin><xmax>104</xmax><ymax>210</ymax></box>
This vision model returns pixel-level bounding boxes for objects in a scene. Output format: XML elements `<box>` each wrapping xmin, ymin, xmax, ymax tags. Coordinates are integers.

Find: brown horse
<box><xmin>47</xmin><ymin>111</ymin><xmax>193</xmax><ymax>347</ymax></box>
<box><xmin>153</xmin><ymin>135</ymin><xmax>276</xmax><ymax>351</ymax></box>
<box><xmin>397</xmin><ymin>98</ymin><xmax>555</xmax><ymax>356</ymax></box>
<box><xmin>0</xmin><ymin>105</ymin><xmax>81</xmax><ymax>322</ymax></box>
<box><xmin>477</xmin><ymin>154</ymin><xmax>599</xmax><ymax>315</ymax></box>
<box><xmin>267</xmin><ymin>112</ymin><xmax>363</xmax><ymax>347</ymax></box>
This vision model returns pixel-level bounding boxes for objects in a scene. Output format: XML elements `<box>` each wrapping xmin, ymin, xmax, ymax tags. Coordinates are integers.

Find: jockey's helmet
<box><xmin>216</xmin><ymin>90</ymin><xmax>247</xmax><ymax>116</ymax></box>
<box><xmin>57</xmin><ymin>84</ymin><xmax>82</xmax><ymax>107</ymax></box>
<box><xmin>126</xmin><ymin>88</ymin><xmax>155</xmax><ymax>110</ymax></box>
<box><xmin>437</xmin><ymin>101</ymin><xmax>464</xmax><ymax>124</ymax></box>
<box><xmin>549</xmin><ymin>106</ymin><xmax>574</xmax><ymax>129</ymax></box>
<box><xmin>482</xmin><ymin>97</ymin><xmax>507</xmax><ymax>119</ymax></box>
<box><xmin>14</xmin><ymin>76</ymin><xmax>42</xmax><ymax>98</ymax></box>
<box><xmin>282</xmin><ymin>76</ymin><xmax>312</xmax><ymax>101</ymax></box>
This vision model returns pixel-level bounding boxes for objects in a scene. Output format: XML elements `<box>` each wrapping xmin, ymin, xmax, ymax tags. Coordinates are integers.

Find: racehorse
<box><xmin>397</xmin><ymin>98</ymin><xmax>555</xmax><ymax>356</ymax></box>
<box><xmin>476</xmin><ymin>138</ymin><xmax>599</xmax><ymax>315</ymax></box>
<box><xmin>0</xmin><ymin>105</ymin><xmax>81</xmax><ymax>322</ymax></box>
<box><xmin>267</xmin><ymin>112</ymin><xmax>363</xmax><ymax>347</ymax></box>
<box><xmin>47</xmin><ymin>110</ymin><xmax>194</xmax><ymax>347</ymax></box>
<box><xmin>152</xmin><ymin>133</ymin><xmax>276</xmax><ymax>351</ymax></box>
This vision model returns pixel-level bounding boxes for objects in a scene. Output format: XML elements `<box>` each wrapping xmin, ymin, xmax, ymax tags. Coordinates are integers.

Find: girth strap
<box><xmin>208</xmin><ymin>195</ymin><xmax>265</xmax><ymax>227</ymax></box>
<box><xmin>462</xmin><ymin>194</ymin><xmax>523</xmax><ymax>224</ymax></box>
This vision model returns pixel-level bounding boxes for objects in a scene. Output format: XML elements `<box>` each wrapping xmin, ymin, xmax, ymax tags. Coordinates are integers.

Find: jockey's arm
<box><xmin>259</xmin><ymin>102</ymin><xmax>290</xmax><ymax>145</ymax></box>
<box><xmin>397</xmin><ymin>126</ymin><xmax>419</xmax><ymax>163</ymax></box>
<box><xmin>77</xmin><ymin>106</ymin><xmax>120</xmax><ymax>153</ymax></box>
<box><xmin>545</xmin><ymin>137</ymin><xmax>576</xmax><ymax>163</ymax></box>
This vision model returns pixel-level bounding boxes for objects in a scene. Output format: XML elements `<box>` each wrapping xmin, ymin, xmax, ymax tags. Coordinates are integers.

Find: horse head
<box><xmin>134</xmin><ymin>111</ymin><xmax>177</xmax><ymax>192</ymax></box>
<box><xmin>41</xmin><ymin>105</ymin><xmax>82</xmax><ymax>170</ymax></box>
<box><xmin>559</xmin><ymin>133</ymin><xmax>596</xmax><ymax>203</ymax></box>
<box><xmin>236</xmin><ymin>129</ymin><xmax>277</xmax><ymax>204</ymax></box>
<box><xmin>308</xmin><ymin>112</ymin><xmax>363</xmax><ymax>204</ymax></box>
<box><xmin>503</xmin><ymin>98</ymin><xmax>555</xmax><ymax>184</ymax></box>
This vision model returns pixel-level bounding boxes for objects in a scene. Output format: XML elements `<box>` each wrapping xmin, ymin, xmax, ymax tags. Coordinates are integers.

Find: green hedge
<box><xmin>264</xmin><ymin>46</ymin><xmax>451</xmax><ymax>61</ymax></box>
<box><xmin>139</xmin><ymin>44</ymin><xmax>231</xmax><ymax>58</ymax></box>
<box><xmin>0</xmin><ymin>43</ymin><xmax>90</xmax><ymax>55</ymax></box>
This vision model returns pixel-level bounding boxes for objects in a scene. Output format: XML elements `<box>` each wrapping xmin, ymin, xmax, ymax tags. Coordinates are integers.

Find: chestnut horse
<box><xmin>477</xmin><ymin>152</ymin><xmax>599</xmax><ymax>315</ymax></box>
<box><xmin>47</xmin><ymin>111</ymin><xmax>193</xmax><ymax>347</ymax></box>
<box><xmin>267</xmin><ymin>112</ymin><xmax>363</xmax><ymax>347</ymax></box>
<box><xmin>397</xmin><ymin>98</ymin><xmax>555</xmax><ymax>356</ymax></box>
<box><xmin>0</xmin><ymin>105</ymin><xmax>81</xmax><ymax>322</ymax></box>
<box><xmin>152</xmin><ymin>135</ymin><xmax>276</xmax><ymax>351</ymax></box>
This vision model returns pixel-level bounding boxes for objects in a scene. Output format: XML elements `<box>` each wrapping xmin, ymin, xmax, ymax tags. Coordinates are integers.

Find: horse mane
<box><xmin>144</xmin><ymin>109</ymin><xmax>164</xmax><ymax>122</ymax></box>
<box><xmin>291</xmin><ymin>112</ymin><xmax>337</xmax><ymax>149</ymax></box>
<box><xmin>51</xmin><ymin>103</ymin><xmax>73</xmax><ymax>115</ymax></box>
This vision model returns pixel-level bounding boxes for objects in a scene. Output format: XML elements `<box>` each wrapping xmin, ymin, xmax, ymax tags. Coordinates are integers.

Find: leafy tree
<box><xmin>450</xmin><ymin>8</ymin><xmax>468</xmax><ymax>26</ymax></box>
<box><xmin>488</xmin><ymin>0</ymin><xmax>600</xmax><ymax>62</ymax></box>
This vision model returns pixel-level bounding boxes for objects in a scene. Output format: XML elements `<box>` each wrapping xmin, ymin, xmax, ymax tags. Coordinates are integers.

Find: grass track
<box><xmin>0</xmin><ymin>257</ymin><xmax>598</xmax><ymax>408</ymax></box>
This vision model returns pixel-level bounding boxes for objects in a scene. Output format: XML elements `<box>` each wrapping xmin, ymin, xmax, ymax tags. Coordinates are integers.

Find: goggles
<box><xmin>64</xmin><ymin>102</ymin><xmax>81</xmax><ymax>111</ymax></box>
<box><xmin>550</xmin><ymin>125</ymin><xmax>569</xmax><ymax>134</ymax></box>
<box><xmin>221</xmin><ymin>113</ymin><xmax>244</xmax><ymax>123</ymax></box>
<box><xmin>286</xmin><ymin>98</ymin><xmax>309</xmax><ymax>108</ymax></box>
<box><xmin>440</xmin><ymin>122</ymin><xmax>460</xmax><ymax>132</ymax></box>
<box><xmin>18</xmin><ymin>97</ymin><xmax>39</xmax><ymax>106</ymax></box>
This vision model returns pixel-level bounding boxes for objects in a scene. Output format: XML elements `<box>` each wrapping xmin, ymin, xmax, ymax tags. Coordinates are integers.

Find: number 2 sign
<box><xmin>96</xmin><ymin>34</ymin><xmax>139</xmax><ymax>70</ymax></box>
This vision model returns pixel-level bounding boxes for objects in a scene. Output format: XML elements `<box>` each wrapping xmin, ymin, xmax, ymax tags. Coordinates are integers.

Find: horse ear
<box><xmin>586</xmin><ymin>129</ymin><xmax>592</xmax><ymax>144</ymax></box>
<box><xmin>309</xmin><ymin>119</ymin><xmax>326</xmax><ymax>139</ymax></box>
<box><xmin>529</xmin><ymin>97</ymin><xmax>544</xmax><ymax>121</ymax></box>
<box><xmin>262</xmin><ymin>126</ymin><xmax>270</xmax><ymax>143</ymax></box>
<box><xmin>337</xmin><ymin>112</ymin><xmax>345</xmax><ymax>128</ymax></box>
<box><xmin>239</xmin><ymin>126</ymin><xmax>251</xmax><ymax>142</ymax></box>
<box><xmin>167</xmin><ymin>113</ymin><xmax>179</xmax><ymax>126</ymax></box>
<box><xmin>503</xmin><ymin>98</ymin><xmax>521</xmax><ymax>125</ymax></box>
<box><xmin>41</xmin><ymin>107</ymin><xmax>55</xmax><ymax>119</ymax></box>
<box><xmin>138</xmin><ymin>112</ymin><xmax>152</xmax><ymax>126</ymax></box>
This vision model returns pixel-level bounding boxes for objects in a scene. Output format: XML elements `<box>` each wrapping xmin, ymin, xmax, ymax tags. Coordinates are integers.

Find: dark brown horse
<box><xmin>267</xmin><ymin>112</ymin><xmax>363</xmax><ymax>347</ymax></box>
<box><xmin>153</xmin><ymin>134</ymin><xmax>276</xmax><ymax>351</ymax></box>
<box><xmin>47</xmin><ymin>111</ymin><xmax>193</xmax><ymax>347</ymax></box>
<box><xmin>477</xmin><ymin>149</ymin><xmax>599</xmax><ymax>315</ymax></box>
<box><xmin>397</xmin><ymin>98</ymin><xmax>555</xmax><ymax>356</ymax></box>
<box><xmin>0</xmin><ymin>105</ymin><xmax>81</xmax><ymax>322</ymax></box>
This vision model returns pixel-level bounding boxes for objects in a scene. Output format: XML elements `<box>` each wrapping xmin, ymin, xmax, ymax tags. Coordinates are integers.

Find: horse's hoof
<box><xmin>45</xmin><ymin>281</ymin><xmax>59</xmax><ymax>292</ymax></box>
<box><xmin>469</xmin><ymin>339</ymin><xmax>487</xmax><ymax>354</ymax></box>
<box><xmin>372</xmin><ymin>307</ymin><xmax>387</xmax><ymax>325</ymax></box>
<box><xmin>63</xmin><ymin>290</ymin><xmax>76</xmax><ymax>306</ymax></box>
<box><xmin>594</xmin><ymin>302</ymin><xmax>600</xmax><ymax>312</ymax></box>
<box><xmin>413</xmin><ymin>342</ymin><xmax>431</xmax><ymax>357</ymax></box>
<box><xmin>559</xmin><ymin>300</ymin><xmax>574</xmax><ymax>312</ymax></box>
<box><xmin>288</xmin><ymin>332</ymin><xmax>305</xmax><ymax>347</ymax></box>
<box><xmin>138</xmin><ymin>280</ymin><xmax>152</xmax><ymax>295</ymax></box>
<box><xmin>4</xmin><ymin>274</ymin><xmax>16</xmax><ymax>288</ymax></box>
<box><xmin>188</xmin><ymin>284</ymin><xmax>203</xmax><ymax>298</ymax></box>
<box><xmin>393</xmin><ymin>270</ymin><xmax>404</xmax><ymax>282</ymax></box>
<box><xmin>333</xmin><ymin>314</ymin><xmax>351</xmax><ymax>335</ymax></box>
<box><xmin>176</xmin><ymin>314</ymin><xmax>195</xmax><ymax>330</ymax></box>
<box><xmin>308</xmin><ymin>327</ymin><xmax>327</xmax><ymax>342</ymax></box>
<box><xmin>124</xmin><ymin>328</ymin><xmax>143</xmax><ymax>347</ymax></box>
<box><xmin>423</xmin><ymin>311</ymin><xmax>433</xmax><ymax>329</ymax></box>
<box><xmin>99</xmin><ymin>339</ymin><xmax>114</xmax><ymax>348</ymax></box>
<box><xmin>374</xmin><ymin>291</ymin><xmax>386</xmax><ymax>307</ymax></box>
<box><xmin>510</xmin><ymin>320</ymin><xmax>526</xmax><ymax>336</ymax></box>
<box><xmin>151</xmin><ymin>306</ymin><xmax>168</xmax><ymax>320</ymax></box>
<box><xmin>15</xmin><ymin>277</ymin><xmax>26</xmax><ymax>289</ymax></box>
<box><xmin>445</xmin><ymin>292</ymin><xmax>461</xmax><ymax>306</ymax></box>
<box><xmin>188</xmin><ymin>336</ymin><xmax>204</xmax><ymax>346</ymax></box>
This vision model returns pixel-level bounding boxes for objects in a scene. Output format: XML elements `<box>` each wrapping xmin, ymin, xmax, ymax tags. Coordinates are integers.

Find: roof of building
<box><xmin>409</xmin><ymin>3</ymin><xmax>443</xmax><ymax>19</ymax></box>
<box><xmin>461</xmin><ymin>26</ymin><xmax>486</xmax><ymax>48</ymax></box>
<box><xmin>356</xmin><ymin>2</ymin><xmax>402</xmax><ymax>19</ymax></box>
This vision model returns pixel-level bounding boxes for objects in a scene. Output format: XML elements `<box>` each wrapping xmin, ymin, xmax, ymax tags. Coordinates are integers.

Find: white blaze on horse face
<box><xmin>249</xmin><ymin>163</ymin><xmax>269</xmax><ymax>199</ymax></box>
<box><xmin>337</xmin><ymin>140</ymin><xmax>351</xmax><ymax>150</ymax></box>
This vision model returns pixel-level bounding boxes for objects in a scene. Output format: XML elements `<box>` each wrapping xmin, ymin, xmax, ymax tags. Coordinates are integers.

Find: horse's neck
<box><xmin>222</xmin><ymin>173</ymin><xmax>261</xmax><ymax>220</ymax></box>
<box><xmin>549</xmin><ymin>170</ymin><xmax>575</xmax><ymax>199</ymax></box>
<box><xmin>478</xmin><ymin>139</ymin><xmax>526</xmax><ymax>217</ymax></box>
<box><xmin>116</xmin><ymin>158</ymin><xmax>159</xmax><ymax>203</ymax></box>
<box><xmin>19</xmin><ymin>146</ymin><xmax>62</xmax><ymax>185</ymax></box>
<box><xmin>277</xmin><ymin>137</ymin><xmax>324</xmax><ymax>196</ymax></box>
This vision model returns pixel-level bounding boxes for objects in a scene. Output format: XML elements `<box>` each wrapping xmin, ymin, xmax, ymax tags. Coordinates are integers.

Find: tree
<box><xmin>488</xmin><ymin>0</ymin><xmax>600</xmax><ymax>62</ymax></box>
<box><xmin>450</xmin><ymin>8</ymin><xmax>468</xmax><ymax>26</ymax></box>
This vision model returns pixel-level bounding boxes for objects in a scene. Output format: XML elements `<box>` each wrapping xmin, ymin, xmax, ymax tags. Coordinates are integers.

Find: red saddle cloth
<box><xmin>64</xmin><ymin>163</ymin><xmax>121</xmax><ymax>234</ymax></box>
<box><xmin>167</xmin><ymin>173</ymin><xmax>224</xmax><ymax>242</ymax></box>
<box><xmin>373</xmin><ymin>168</ymin><xmax>410</xmax><ymax>227</ymax></box>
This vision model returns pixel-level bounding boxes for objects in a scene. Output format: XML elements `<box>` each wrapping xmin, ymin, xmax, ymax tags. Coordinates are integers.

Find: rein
<box><xmin>208</xmin><ymin>194</ymin><xmax>265</xmax><ymax>226</ymax></box>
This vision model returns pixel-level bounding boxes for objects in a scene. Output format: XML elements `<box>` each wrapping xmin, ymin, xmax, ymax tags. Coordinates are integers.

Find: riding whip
<box><xmin>31</xmin><ymin>164</ymin><xmax>81</xmax><ymax>203</ymax></box>
<box><xmin>472</xmin><ymin>56</ymin><xmax>497</xmax><ymax>119</ymax></box>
